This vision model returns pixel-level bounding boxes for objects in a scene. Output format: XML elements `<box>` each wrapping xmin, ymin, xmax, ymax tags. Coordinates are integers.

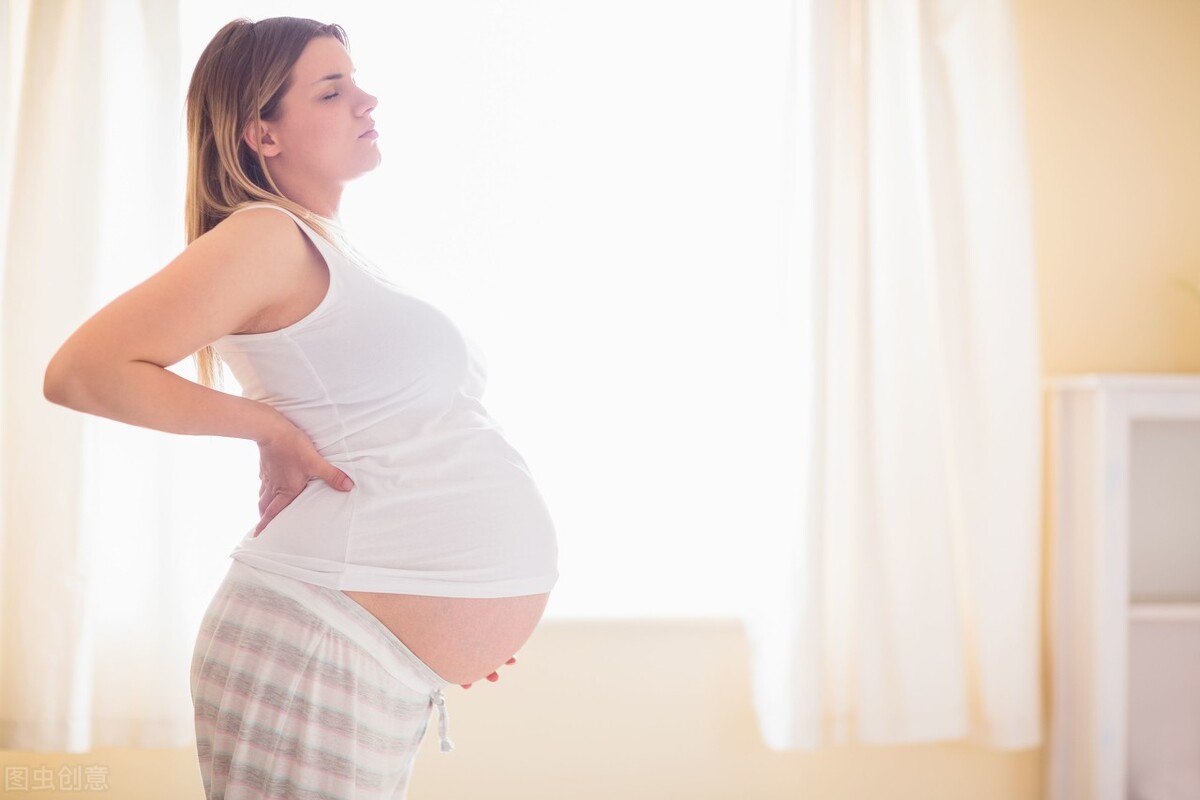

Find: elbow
<box><xmin>43</xmin><ymin>354</ymin><xmax>85</xmax><ymax>407</ymax></box>
<box><xmin>43</xmin><ymin>361</ymin><xmax>71</xmax><ymax>406</ymax></box>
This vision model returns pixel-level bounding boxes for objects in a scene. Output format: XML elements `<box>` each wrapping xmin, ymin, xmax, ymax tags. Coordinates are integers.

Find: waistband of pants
<box><xmin>223</xmin><ymin>558</ymin><xmax>457</xmax><ymax>752</ymax></box>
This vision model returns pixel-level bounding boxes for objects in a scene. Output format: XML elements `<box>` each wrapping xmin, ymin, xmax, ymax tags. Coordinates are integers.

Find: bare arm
<box><xmin>46</xmin><ymin>355</ymin><xmax>288</xmax><ymax>444</ymax></box>
<box><xmin>43</xmin><ymin>207</ymin><xmax>305</xmax><ymax>446</ymax></box>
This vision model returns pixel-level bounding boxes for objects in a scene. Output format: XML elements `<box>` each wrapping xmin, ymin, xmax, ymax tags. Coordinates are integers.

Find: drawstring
<box><xmin>431</xmin><ymin>689</ymin><xmax>454</xmax><ymax>752</ymax></box>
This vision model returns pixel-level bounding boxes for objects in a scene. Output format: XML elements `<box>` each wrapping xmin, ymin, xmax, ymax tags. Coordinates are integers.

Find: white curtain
<box><xmin>745</xmin><ymin>0</ymin><xmax>1043</xmax><ymax>749</ymax></box>
<box><xmin>0</xmin><ymin>0</ymin><xmax>245</xmax><ymax>751</ymax></box>
<box><xmin>2</xmin><ymin>0</ymin><xmax>1043</xmax><ymax>755</ymax></box>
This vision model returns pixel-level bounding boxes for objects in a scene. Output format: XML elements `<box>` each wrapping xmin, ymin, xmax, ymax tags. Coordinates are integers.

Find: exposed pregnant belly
<box><xmin>341</xmin><ymin>590</ymin><xmax>551</xmax><ymax>685</ymax></box>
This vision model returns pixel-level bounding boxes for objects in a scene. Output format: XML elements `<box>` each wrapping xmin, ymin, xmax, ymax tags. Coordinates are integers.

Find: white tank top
<box><xmin>210</xmin><ymin>202</ymin><xmax>559</xmax><ymax>598</ymax></box>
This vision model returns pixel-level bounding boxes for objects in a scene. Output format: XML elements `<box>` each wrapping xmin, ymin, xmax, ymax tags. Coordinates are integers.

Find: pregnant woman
<box><xmin>42</xmin><ymin>16</ymin><xmax>558</xmax><ymax>799</ymax></box>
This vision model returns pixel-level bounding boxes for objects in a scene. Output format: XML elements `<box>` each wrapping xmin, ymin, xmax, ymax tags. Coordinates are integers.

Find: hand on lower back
<box><xmin>253</xmin><ymin>421</ymin><xmax>354</xmax><ymax>537</ymax></box>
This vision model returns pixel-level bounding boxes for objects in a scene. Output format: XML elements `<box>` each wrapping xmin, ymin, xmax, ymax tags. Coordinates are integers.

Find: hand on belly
<box><xmin>460</xmin><ymin>655</ymin><xmax>518</xmax><ymax>689</ymax></box>
<box><xmin>340</xmin><ymin>591</ymin><xmax>551</xmax><ymax>685</ymax></box>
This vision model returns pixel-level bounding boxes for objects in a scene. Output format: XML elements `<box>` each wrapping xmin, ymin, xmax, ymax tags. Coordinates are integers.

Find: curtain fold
<box><xmin>746</xmin><ymin>0</ymin><xmax>1042</xmax><ymax>750</ymax></box>
<box><xmin>0</xmin><ymin>0</ymin><xmax>221</xmax><ymax>752</ymax></box>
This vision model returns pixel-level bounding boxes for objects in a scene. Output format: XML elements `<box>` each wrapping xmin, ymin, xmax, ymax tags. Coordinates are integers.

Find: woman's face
<box><xmin>258</xmin><ymin>36</ymin><xmax>381</xmax><ymax>187</ymax></box>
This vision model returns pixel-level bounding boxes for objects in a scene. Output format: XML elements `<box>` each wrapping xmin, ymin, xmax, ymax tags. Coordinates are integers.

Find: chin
<box><xmin>347</xmin><ymin>155</ymin><xmax>382</xmax><ymax>181</ymax></box>
<box><xmin>362</xmin><ymin>150</ymin><xmax>383</xmax><ymax>172</ymax></box>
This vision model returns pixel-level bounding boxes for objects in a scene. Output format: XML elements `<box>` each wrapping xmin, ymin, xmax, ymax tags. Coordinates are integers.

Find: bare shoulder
<box><xmin>206</xmin><ymin>204</ymin><xmax>314</xmax><ymax>265</ymax></box>
<box><xmin>44</xmin><ymin>205</ymin><xmax>317</xmax><ymax>382</ymax></box>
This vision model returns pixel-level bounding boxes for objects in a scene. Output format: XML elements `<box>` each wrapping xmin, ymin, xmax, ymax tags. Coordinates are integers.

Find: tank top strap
<box><xmin>228</xmin><ymin>201</ymin><xmax>405</xmax><ymax>292</ymax></box>
<box><xmin>229</xmin><ymin>201</ymin><xmax>348</xmax><ymax>266</ymax></box>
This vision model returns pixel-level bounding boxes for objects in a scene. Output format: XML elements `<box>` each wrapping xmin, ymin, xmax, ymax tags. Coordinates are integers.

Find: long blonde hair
<box><xmin>185</xmin><ymin>16</ymin><xmax>349</xmax><ymax>390</ymax></box>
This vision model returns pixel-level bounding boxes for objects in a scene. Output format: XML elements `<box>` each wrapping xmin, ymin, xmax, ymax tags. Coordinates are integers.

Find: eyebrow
<box><xmin>312</xmin><ymin>68</ymin><xmax>357</xmax><ymax>85</ymax></box>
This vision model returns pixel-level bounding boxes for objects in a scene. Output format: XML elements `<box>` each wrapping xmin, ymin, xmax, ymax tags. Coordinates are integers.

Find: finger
<box><xmin>259</xmin><ymin>480</ymin><xmax>303</xmax><ymax>517</ymax></box>
<box><xmin>326</xmin><ymin>466</ymin><xmax>354</xmax><ymax>491</ymax></box>
<box><xmin>258</xmin><ymin>487</ymin><xmax>281</xmax><ymax>517</ymax></box>
<box><xmin>253</xmin><ymin>493</ymin><xmax>293</xmax><ymax>537</ymax></box>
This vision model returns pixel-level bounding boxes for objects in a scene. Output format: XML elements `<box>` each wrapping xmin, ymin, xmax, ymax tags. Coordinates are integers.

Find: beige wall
<box><xmin>5</xmin><ymin>1</ymin><xmax>1199</xmax><ymax>797</ymax></box>
<box><xmin>1021</xmin><ymin>0</ymin><xmax>1200</xmax><ymax>375</ymax></box>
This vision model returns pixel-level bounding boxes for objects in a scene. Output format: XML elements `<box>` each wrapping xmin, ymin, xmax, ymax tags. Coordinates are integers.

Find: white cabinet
<box><xmin>1046</xmin><ymin>374</ymin><xmax>1200</xmax><ymax>800</ymax></box>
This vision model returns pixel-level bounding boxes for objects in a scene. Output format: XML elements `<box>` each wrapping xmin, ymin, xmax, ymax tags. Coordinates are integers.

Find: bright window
<box><xmin>179</xmin><ymin>1</ymin><xmax>793</xmax><ymax>619</ymax></box>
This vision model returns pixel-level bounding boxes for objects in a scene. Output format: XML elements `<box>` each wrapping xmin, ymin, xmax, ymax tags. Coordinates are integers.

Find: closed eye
<box><xmin>323</xmin><ymin>92</ymin><xmax>339</xmax><ymax>100</ymax></box>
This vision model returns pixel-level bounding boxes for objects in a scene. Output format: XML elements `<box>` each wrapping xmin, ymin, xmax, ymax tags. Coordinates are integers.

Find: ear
<box><xmin>242</xmin><ymin>121</ymin><xmax>280</xmax><ymax>157</ymax></box>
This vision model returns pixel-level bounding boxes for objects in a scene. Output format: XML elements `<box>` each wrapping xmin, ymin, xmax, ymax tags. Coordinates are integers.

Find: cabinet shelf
<box><xmin>1046</xmin><ymin>373</ymin><xmax>1200</xmax><ymax>800</ymax></box>
<box><xmin>1128</xmin><ymin>602</ymin><xmax>1200</xmax><ymax>622</ymax></box>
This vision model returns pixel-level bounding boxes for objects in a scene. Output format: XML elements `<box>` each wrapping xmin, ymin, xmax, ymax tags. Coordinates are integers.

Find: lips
<box><xmin>359</xmin><ymin>124</ymin><xmax>377</xmax><ymax>138</ymax></box>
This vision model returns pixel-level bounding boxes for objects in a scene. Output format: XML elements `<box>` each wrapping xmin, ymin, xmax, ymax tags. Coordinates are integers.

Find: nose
<box><xmin>358</xmin><ymin>87</ymin><xmax>378</xmax><ymax>116</ymax></box>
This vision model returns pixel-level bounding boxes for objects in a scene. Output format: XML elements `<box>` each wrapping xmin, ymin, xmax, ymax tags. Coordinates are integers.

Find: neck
<box><xmin>270</xmin><ymin>175</ymin><xmax>344</xmax><ymax>222</ymax></box>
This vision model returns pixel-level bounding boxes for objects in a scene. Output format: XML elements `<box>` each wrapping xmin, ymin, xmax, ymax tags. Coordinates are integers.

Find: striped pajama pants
<box><xmin>190</xmin><ymin>559</ymin><xmax>455</xmax><ymax>799</ymax></box>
